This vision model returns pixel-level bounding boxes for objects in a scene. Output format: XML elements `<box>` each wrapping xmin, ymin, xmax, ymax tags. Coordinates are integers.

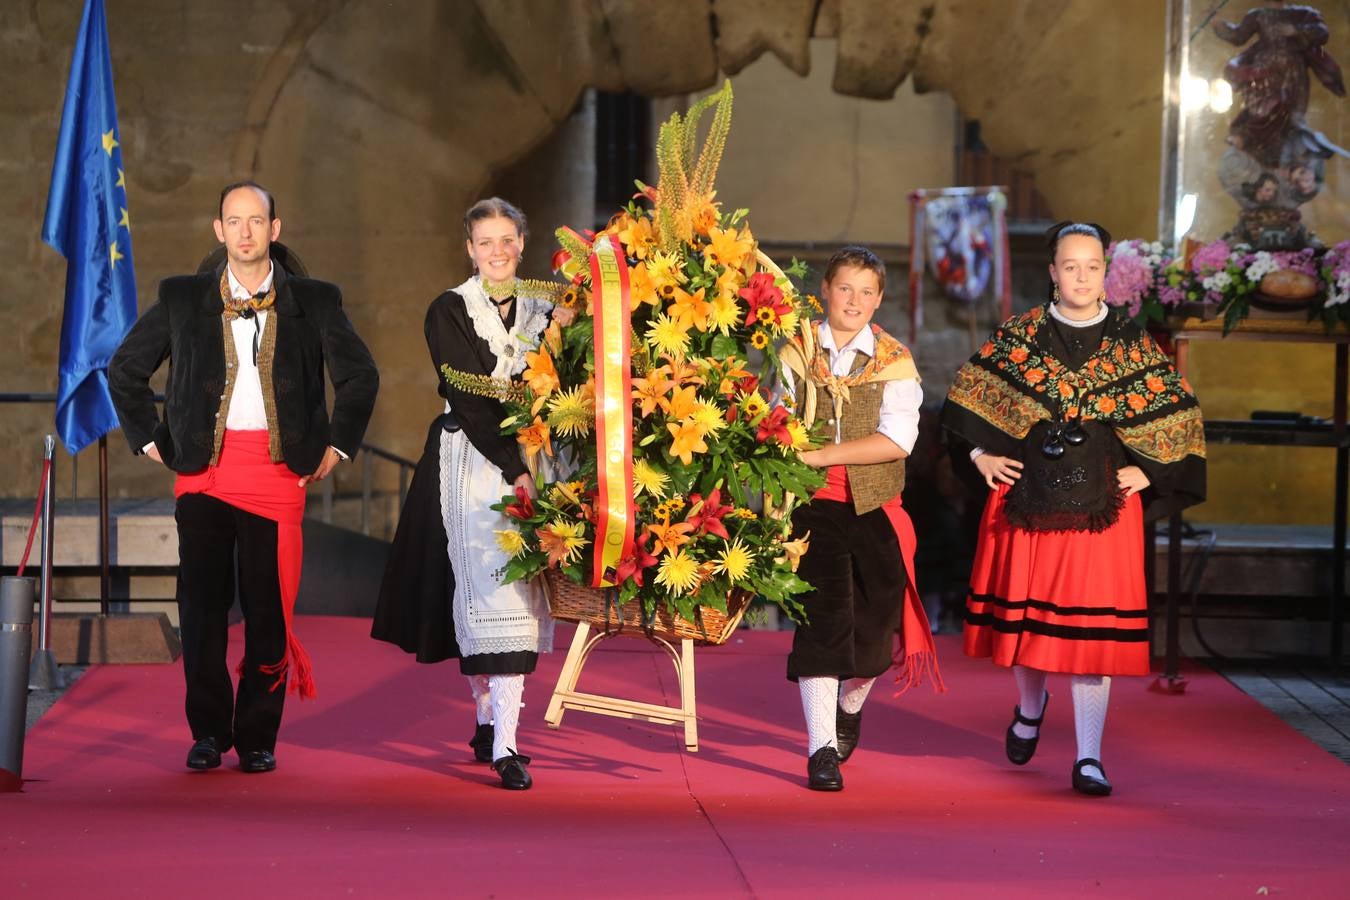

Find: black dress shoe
<box><xmin>239</xmin><ymin>749</ymin><xmax>277</xmax><ymax>773</ymax></box>
<box><xmin>468</xmin><ymin>723</ymin><xmax>494</xmax><ymax>764</ymax></box>
<box><xmin>836</xmin><ymin>706</ymin><xmax>862</xmax><ymax>763</ymax></box>
<box><xmin>1005</xmin><ymin>692</ymin><xmax>1049</xmax><ymax>766</ymax></box>
<box><xmin>186</xmin><ymin>737</ymin><xmax>223</xmax><ymax>770</ymax></box>
<box><xmin>1072</xmin><ymin>758</ymin><xmax>1112</xmax><ymax>796</ymax></box>
<box><xmin>492</xmin><ymin>752</ymin><xmax>533</xmax><ymax>790</ymax></box>
<box><xmin>806</xmin><ymin>746</ymin><xmax>843</xmax><ymax>792</ymax></box>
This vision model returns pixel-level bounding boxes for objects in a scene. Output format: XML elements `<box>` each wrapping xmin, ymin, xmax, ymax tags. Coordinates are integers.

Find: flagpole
<box><xmin>99</xmin><ymin>435</ymin><xmax>110</xmax><ymax>617</ymax></box>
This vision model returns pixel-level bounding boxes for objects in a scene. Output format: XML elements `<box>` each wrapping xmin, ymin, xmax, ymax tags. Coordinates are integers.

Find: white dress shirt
<box><xmin>223</xmin><ymin>262</ymin><xmax>273</xmax><ymax>431</ymax></box>
<box><xmin>781</xmin><ymin>323</ymin><xmax>922</xmax><ymax>454</ymax></box>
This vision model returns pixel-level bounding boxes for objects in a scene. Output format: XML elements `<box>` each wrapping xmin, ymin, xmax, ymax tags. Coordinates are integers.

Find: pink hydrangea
<box><xmin>1190</xmin><ymin>240</ymin><xmax>1231</xmax><ymax>275</ymax></box>
<box><xmin>1105</xmin><ymin>251</ymin><xmax>1152</xmax><ymax>317</ymax></box>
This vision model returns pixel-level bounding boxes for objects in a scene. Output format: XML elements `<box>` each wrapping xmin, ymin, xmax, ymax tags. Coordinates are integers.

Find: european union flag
<box><xmin>41</xmin><ymin>0</ymin><xmax>136</xmax><ymax>455</ymax></box>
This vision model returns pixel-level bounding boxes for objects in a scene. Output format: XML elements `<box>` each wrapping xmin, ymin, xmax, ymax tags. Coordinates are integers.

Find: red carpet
<box><xmin>6</xmin><ymin>617</ymin><xmax>1349</xmax><ymax>898</ymax></box>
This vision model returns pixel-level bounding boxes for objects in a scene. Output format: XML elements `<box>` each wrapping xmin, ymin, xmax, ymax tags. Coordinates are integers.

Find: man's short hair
<box><xmin>218</xmin><ymin>181</ymin><xmax>276</xmax><ymax>221</ymax></box>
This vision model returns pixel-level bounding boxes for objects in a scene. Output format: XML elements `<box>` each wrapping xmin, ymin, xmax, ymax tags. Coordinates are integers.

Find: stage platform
<box><xmin>7</xmin><ymin>618</ymin><xmax>1349</xmax><ymax>898</ymax></box>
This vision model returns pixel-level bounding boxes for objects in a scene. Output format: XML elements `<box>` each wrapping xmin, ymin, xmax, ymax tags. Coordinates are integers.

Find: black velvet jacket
<box><xmin>109</xmin><ymin>265</ymin><xmax>379</xmax><ymax>476</ymax></box>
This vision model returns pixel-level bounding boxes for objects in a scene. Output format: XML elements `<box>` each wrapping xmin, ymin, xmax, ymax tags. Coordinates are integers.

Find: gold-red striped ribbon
<box><xmin>588</xmin><ymin>235</ymin><xmax>635</xmax><ymax>586</ymax></box>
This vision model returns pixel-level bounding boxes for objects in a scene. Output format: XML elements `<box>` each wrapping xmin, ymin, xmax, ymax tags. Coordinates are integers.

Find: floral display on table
<box><xmin>444</xmin><ymin>82</ymin><xmax>825</xmax><ymax>630</ymax></box>
<box><xmin>1105</xmin><ymin>237</ymin><xmax>1350</xmax><ymax>333</ymax></box>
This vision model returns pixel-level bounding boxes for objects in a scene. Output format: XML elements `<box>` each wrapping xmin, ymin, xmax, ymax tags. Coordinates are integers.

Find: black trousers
<box><xmin>786</xmin><ymin>499</ymin><xmax>907</xmax><ymax>681</ymax></box>
<box><xmin>175</xmin><ymin>493</ymin><xmax>288</xmax><ymax>753</ymax></box>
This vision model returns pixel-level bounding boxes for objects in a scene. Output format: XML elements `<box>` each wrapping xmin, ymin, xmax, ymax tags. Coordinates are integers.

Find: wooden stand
<box><xmin>544</xmin><ymin>621</ymin><xmax>700</xmax><ymax>751</ymax></box>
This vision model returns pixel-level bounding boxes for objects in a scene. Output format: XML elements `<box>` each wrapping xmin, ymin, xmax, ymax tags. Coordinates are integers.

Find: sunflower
<box><xmin>750</xmin><ymin>330</ymin><xmax>770</xmax><ymax>350</ymax></box>
<box><xmin>494</xmin><ymin>529</ymin><xmax>528</xmax><ymax>557</ymax></box>
<box><xmin>559</xmin><ymin>287</ymin><xmax>580</xmax><ymax>309</ymax></box>
<box><xmin>632</xmin><ymin>458</ymin><xmax>670</xmax><ymax>499</ymax></box>
<box><xmin>755</xmin><ymin>306</ymin><xmax>776</xmax><ymax>326</ymax></box>
<box><xmin>712</xmin><ymin>538</ymin><xmax>754</xmax><ymax>583</ymax></box>
<box><xmin>646</xmin><ymin>312</ymin><xmax>692</xmax><ymax>359</ymax></box>
<box><xmin>546</xmin><ymin>385</ymin><xmax>595</xmax><ymax>438</ymax></box>
<box><xmin>655</xmin><ymin>549</ymin><xmax>701</xmax><ymax>595</ymax></box>
<box><xmin>741</xmin><ymin>392</ymin><xmax>768</xmax><ymax>418</ymax></box>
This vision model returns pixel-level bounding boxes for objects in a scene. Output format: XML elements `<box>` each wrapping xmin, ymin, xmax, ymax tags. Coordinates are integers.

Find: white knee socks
<box><xmin>1012</xmin><ymin>665</ymin><xmax>1048</xmax><ymax>740</ymax></box>
<box><xmin>488</xmin><ymin>674</ymin><xmax>525</xmax><ymax>762</ymax></box>
<box><xmin>466</xmin><ymin>674</ymin><xmax>492</xmax><ymax>726</ymax></box>
<box><xmin>838</xmin><ymin>677</ymin><xmax>875</xmax><ymax>716</ymax></box>
<box><xmin>799</xmin><ymin>676</ymin><xmax>839</xmax><ymax>754</ymax></box>
<box><xmin>1071</xmin><ymin>674</ymin><xmax>1111</xmax><ymax>779</ymax></box>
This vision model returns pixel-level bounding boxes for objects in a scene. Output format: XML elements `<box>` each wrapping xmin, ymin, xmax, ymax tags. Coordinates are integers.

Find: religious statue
<box><xmin>1212</xmin><ymin>1</ymin><xmax>1346</xmax><ymax>250</ymax></box>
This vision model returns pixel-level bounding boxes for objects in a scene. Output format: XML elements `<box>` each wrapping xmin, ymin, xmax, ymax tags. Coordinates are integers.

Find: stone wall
<box><xmin>2</xmin><ymin>0</ymin><xmax>1341</xmax><ymax>524</ymax></box>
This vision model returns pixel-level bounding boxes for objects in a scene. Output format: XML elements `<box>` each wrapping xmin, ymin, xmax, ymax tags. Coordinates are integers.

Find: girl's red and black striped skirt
<box><xmin>963</xmin><ymin>482</ymin><xmax>1149</xmax><ymax>676</ymax></box>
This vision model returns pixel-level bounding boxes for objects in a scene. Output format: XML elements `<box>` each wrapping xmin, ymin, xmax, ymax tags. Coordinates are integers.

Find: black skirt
<box><xmin>369</xmin><ymin>417</ymin><xmax>537</xmax><ymax>675</ymax></box>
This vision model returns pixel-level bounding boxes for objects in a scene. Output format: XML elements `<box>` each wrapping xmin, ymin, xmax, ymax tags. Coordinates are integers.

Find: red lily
<box><xmin>685</xmin><ymin>488</ymin><xmax>732</xmax><ymax>540</ymax></box>
<box><xmin>739</xmin><ymin>272</ymin><xmax>793</xmax><ymax>326</ymax></box>
<box><xmin>614</xmin><ymin>532</ymin><xmax>659</xmax><ymax>587</ymax></box>
<box><xmin>756</xmin><ymin>405</ymin><xmax>792</xmax><ymax>446</ymax></box>
<box><xmin>504</xmin><ymin>485</ymin><xmax>536</xmax><ymax>520</ymax></box>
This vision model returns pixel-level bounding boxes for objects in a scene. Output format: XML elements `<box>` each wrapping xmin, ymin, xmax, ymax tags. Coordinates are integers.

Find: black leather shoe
<box><xmin>836</xmin><ymin>707</ymin><xmax>862</xmax><ymax>763</ymax></box>
<box><xmin>186</xmin><ymin>737</ymin><xmax>223</xmax><ymax>770</ymax></box>
<box><xmin>468</xmin><ymin>723</ymin><xmax>494</xmax><ymax>764</ymax></box>
<box><xmin>1005</xmin><ymin>692</ymin><xmax>1049</xmax><ymax>766</ymax></box>
<box><xmin>1072</xmin><ymin>758</ymin><xmax>1112</xmax><ymax>796</ymax></box>
<box><xmin>239</xmin><ymin>749</ymin><xmax>277</xmax><ymax>774</ymax></box>
<box><xmin>493</xmin><ymin>752</ymin><xmax>533</xmax><ymax>790</ymax></box>
<box><xmin>806</xmin><ymin>746</ymin><xmax>843</xmax><ymax>791</ymax></box>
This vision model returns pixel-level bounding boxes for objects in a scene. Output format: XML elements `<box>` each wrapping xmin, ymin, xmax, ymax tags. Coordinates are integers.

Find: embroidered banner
<box><xmin>588</xmin><ymin>235</ymin><xmax>636</xmax><ymax>587</ymax></box>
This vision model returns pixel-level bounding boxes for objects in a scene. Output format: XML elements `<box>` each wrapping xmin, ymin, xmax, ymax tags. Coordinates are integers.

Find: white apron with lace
<box><xmin>439</xmin><ymin>278</ymin><xmax>554</xmax><ymax>657</ymax></box>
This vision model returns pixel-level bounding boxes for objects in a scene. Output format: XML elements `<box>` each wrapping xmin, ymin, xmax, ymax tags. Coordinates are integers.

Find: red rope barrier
<box><xmin>17</xmin><ymin>458</ymin><xmax>50</xmax><ymax>578</ymax></box>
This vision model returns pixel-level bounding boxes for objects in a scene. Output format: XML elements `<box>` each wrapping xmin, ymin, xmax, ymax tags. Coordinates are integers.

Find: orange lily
<box><xmin>666</xmin><ymin>420</ymin><xmax>709</xmax><ymax>465</ymax></box>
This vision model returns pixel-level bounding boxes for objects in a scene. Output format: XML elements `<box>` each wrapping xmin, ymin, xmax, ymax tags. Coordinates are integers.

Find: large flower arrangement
<box><xmin>460</xmin><ymin>83</ymin><xmax>824</xmax><ymax>624</ymax></box>
<box><xmin>1105</xmin><ymin>238</ymin><xmax>1350</xmax><ymax>333</ymax></box>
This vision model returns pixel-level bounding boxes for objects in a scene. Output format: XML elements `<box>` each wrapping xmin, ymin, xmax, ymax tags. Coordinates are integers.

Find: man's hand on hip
<box><xmin>299</xmin><ymin>446</ymin><xmax>342</xmax><ymax>487</ymax></box>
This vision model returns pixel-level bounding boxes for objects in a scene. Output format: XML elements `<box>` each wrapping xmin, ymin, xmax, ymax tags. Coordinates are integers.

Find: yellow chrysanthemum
<box><xmin>750</xmin><ymin>330</ymin><xmax>770</xmax><ymax>350</ymax></box>
<box><xmin>741</xmin><ymin>392</ymin><xmax>768</xmax><ymax>418</ymax></box>
<box><xmin>655</xmin><ymin>549</ymin><xmax>701</xmax><ymax>595</ymax></box>
<box><xmin>633</xmin><ymin>459</ymin><xmax>670</xmax><ymax>499</ymax></box>
<box><xmin>778</xmin><ymin>310</ymin><xmax>799</xmax><ymax>335</ymax></box>
<box><xmin>546</xmin><ymin>385</ymin><xmax>595</xmax><ymax>438</ymax></box>
<box><xmin>709</xmin><ymin>292</ymin><xmax>741</xmax><ymax>334</ymax></box>
<box><xmin>646</xmin><ymin>312</ymin><xmax>692</xmax><ymax>359</ymax></box>
<box><xmin>785</xmin><ymin>418</ymin><xmax>811</xmax><ymax>451</ymax></box>
<box><xmin>713</xmin><ymin>538</ymin><xmax>754</xmax><ymax>583</ymax></box>
<box><xmin>494</xmin><ymin>529</ymin><xmax>528</xmax><ymax>557</ymax></box>
<box><xmin>647</xmin><ymin>250</ymin><xmax>688</xmax><ymax>291</ymax></box>
<box><xmin>690</xmin><ymin>401</ymin><xmax>727</xmax><ymax>436</ymax></box>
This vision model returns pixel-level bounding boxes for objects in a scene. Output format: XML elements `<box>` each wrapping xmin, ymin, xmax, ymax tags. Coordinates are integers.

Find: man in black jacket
<box><xmin>109</xmin><ymin>182</ymin><xmax>378</xmax><ymax>773</ymax></box>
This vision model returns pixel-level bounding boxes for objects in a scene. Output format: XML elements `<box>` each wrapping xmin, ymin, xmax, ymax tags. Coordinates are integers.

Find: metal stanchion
<box><xmin>0</xmin><ymin>576</ymin><xmax>36</xmax><ymax>791</ymax></box>
<box><xmin>28</xmin><ymin>435</ymin><xmax>62</xmax><ymax>692</ymax></box>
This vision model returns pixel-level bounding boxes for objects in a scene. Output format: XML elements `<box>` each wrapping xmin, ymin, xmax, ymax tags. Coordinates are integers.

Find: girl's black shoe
<box><xmin>1072</xmin><ymin>758</ymin><xmax>1112</xmax><ymax>796</ymax></box>
<box><xmin>1005</xmin><ymin>692</ymin><xmax>1049</xmax><ymax>765</ymax></box>
<box><xmin>468</xmin><ymin>723</ymin><xmax>494</xmax><ymax>763</ymax></box>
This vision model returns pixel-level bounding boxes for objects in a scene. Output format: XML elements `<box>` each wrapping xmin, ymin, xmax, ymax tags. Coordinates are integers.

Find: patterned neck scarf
<box><xmin>220</xmin><ymin>269</ymin><xmax>277</xmax><ymax>320</ymax></box>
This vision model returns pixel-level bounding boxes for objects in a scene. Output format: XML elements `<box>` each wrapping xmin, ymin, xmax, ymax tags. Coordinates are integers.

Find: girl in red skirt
<box><xmin>942</xmin><ymin>222</ymin><xmax>1206</xmax><ymax>796</ymax></box>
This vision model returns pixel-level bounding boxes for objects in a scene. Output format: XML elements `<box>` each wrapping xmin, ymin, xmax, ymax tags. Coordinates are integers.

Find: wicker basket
<box><xmin>541</xmin><ymin>569</ymin><xmax>752</xmax><ymax>645</ymax></box>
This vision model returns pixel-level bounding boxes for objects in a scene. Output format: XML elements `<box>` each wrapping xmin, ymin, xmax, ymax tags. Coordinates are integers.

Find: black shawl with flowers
<box><xmin>942</xmin><ymin>304</ymin><xmax>1206</xmax><ymax>522</ymax></box>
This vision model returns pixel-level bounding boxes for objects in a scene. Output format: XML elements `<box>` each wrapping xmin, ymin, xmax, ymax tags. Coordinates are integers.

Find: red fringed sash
<box><xmin>175</xmin><ymin>429</ymin><xmax>314</xmax><ymax>699</ymax></box>
<box><xmin>815</xmin><ymin>466</ymin><xmax>944</xmax><ymax>693</ymax></box>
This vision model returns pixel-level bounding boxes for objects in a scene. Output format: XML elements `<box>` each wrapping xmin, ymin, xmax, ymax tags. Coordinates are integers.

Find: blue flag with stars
<box><xmin>41</xmin><ymin>0</ymin><xmax>137</xmax><ymax>455</ymax></box>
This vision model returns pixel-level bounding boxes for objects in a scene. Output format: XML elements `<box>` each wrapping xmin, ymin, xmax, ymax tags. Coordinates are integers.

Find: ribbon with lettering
<box><xmin>588</xmin><ymin>235</ymin><xmax>636</xmax><ymax>586</ymax></box>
